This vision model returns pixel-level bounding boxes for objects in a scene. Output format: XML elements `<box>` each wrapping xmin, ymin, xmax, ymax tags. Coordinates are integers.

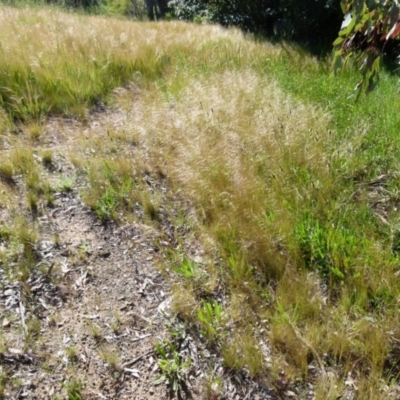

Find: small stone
<box><xmin>8</xmin><ymin>348</ymin><xmax>23</xmax><ymax>355</ymax></box>
<box><xmin>98</xmin><ymin>250</ymin><xmax>111</xmax><ymax>258</ymax></box>
<box><xmin>2</xmin><ymin>319</ymin><xmax>10</xmax><ymax>327</ymax></box>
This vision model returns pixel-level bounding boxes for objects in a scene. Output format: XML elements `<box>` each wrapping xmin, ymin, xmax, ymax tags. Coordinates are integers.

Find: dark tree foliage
<box><xmin>168</xmin><ymin>0</ymin><xmax>343</xmax><ymax>45</ymax></box>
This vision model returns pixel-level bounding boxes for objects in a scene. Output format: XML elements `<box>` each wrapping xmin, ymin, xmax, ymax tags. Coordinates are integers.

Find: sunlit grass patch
<box><xmin>3</xmin><ymin>5</ymin><xmax>400</xmax><ymax>397</ymax></box>
<box><xmin>0</xmin><ymin>6</ymin><xmax>271</xmax><ymax>121</ymax></box>
<box><xmin>131</xmin><ymin>69</ymin><xmax>334</xmax><ymax>280</ymax></box>
<box><xmin>109</xmin><ymin>38</ymin><xmax>400</xmax><ymax>393</ymax></box>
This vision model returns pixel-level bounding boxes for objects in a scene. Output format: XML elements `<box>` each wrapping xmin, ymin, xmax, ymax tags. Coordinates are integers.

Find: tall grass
<box><xmin>124</xmin><ymin>62</ymin><xmax>400</xmax><ymax>396</ymax></box>
<box><xmin>2</xmin><ymin>6</ymin><xmax>400</xmax><ymax>397</ymax></box>
<box><xmin>0</xmin><ymin>7</ymin><xmax>189</xmax><ymax>120</ymax></box>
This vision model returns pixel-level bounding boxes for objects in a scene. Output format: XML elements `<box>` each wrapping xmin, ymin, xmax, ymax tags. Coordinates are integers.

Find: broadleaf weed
<box><xmin>155</xmin><ymin>339</ymin><xmax>191</xmax><ymax>393</ymax></box>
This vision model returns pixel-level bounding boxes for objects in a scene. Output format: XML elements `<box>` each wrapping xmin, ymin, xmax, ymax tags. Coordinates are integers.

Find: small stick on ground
<box><xmin>131</xmin><ymin>333</ymin><xmax>152</xmax><ymax>343</ymax></box>
<box><xmin>19</xmin><ymin>296</ymin><xmax>27</xmax><ymax>336</ymax></box>
<box><xmin>122</xmin><ymin>350</ymin><xmax>154</xmax><ymax>368</ymax></box>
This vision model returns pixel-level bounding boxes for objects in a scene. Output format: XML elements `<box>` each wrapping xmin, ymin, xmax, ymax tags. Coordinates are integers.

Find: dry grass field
<box><xmin>1</xmin><ymin>5</ymin><xmax>400</xmax><ymax>399</ymax></box>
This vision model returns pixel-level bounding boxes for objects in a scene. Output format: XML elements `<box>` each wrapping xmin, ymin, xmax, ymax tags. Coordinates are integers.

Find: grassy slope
<box><xmin>1</xmin><ymin>6</ymin><xmax>400</xmax><ymax>398</ymax></box>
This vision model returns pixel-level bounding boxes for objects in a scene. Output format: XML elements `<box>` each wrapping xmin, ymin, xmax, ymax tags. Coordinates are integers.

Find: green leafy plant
<box><xmin>197</xmin><ymin>300</ymin><xmax>222</xmax><ymax>339</ymax></box>
<box><xmin>154</xmin><ymin>340</ymin><xmax>191</xmax><ymax>393</ymax></box>
<box><xmin>172</xmin><ymin>257</ymin><xmax>199</xmax><ymax>279</ymax></box>
<box><xmin>95</xmin><ymin>188</ymin><xmax>119</xmax><ymax>222</ymax></box>
<box><xmin>63</xmin><ymin>378</ymin><xmax>84</xmax><ymax>400</ymax></box>
<box><xmin>295</xmin><ymin>213</ymin><xmax>359</xmax><ymax>282</ymax></box>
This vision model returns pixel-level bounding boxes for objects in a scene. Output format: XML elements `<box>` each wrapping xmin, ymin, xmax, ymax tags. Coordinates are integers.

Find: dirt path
<box><xmin>0</xmin><ymin>107</ymin><xmax>178</xmax><ymax>399</ymax></box>
<box><xmin>1</xmin><ymin>164</ymin><xmax>169</xmax><ymax>399</ymax></box>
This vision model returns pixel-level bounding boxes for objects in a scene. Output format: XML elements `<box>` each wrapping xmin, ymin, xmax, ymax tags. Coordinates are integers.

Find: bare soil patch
<box><xmin>1</xmin><ymin>168</ymin><xmax>168</xmax><ymax>399</ymax></box>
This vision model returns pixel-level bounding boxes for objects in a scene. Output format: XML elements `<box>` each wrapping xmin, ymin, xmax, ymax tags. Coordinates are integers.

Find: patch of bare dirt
<box><xmin>1</xmin><ymin>182</ymin><xmax>169</xmax><ymax>399</ymax></box>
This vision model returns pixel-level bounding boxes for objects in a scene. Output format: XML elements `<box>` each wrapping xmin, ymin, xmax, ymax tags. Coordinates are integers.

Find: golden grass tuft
<box><xmin>125</xmin><ymin>69</ymin><xmax>332</xmax><ymax>282</ymax></box>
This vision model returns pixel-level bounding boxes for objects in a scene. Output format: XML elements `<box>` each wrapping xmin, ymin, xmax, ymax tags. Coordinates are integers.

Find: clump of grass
<box><xmin>0</xmin><ymin>107</ymin><xmax>11</xmax><ymax>135</ymax></box>
<box><xmin>89</xmin><ymin>324</ymin><xmax>102</xmax><ymax>341</ymax></box>
<box><xmin>81</xmin><ymin>158</ymin><xmax>138</xmax><ymax>222</ymax></box>
<box><xmin>26</xmin><ymin>191</ymin><xmax>38</xmax><ymax>215</ymax></box>
<box><xmin>41</xmin><ymin>150</ymin><xmax>53</xmax><ymax>167</ymax></box>
<box><xmin>25</xmin><ymin>171</ymin><xmax>41</xmax><ymax>193</ymax></box>
<box><xmin>0</xmin><ymin>218</ymin><xmax>39</xmax><ymax>282</ymax></box>
<box><xmin>100</xmin><ymin>348</ymin><xmax>120</xmax><ymax>374</ymax></box>
<box><xmin>26</xmin><ymin>316</ymin><xmax>41</xmax><ymax>340</ymax></box>
<box><xmin>0</xmin><ymin>163</ymin><xmax>14</xmax><ymax>185</ymax></box>
<box><xmin>44</xmin><ymin>188</ymin><xmax>54</xmax><ymax>207</ymax></box>
<box><xmin>0</xmin><ymin>225</ymin><xmax>12</xmax><ymax>242</ymax></box>
<box><xmin>110</xmin><ymin>317</ymin><xmax>120</xmax><ymax>335</ymax></box>
<box><xmin>24</xmin><ymin>170</ymin><xmax>53</xmax><ymax>213</ymax></box>
<box><xmin>203</xmin><ymin>373</ymin><xmax>223</xmax><ymax>400</ymax></box>
<box><xmin>65</xmin><ymin>346</ymin><xmax>78</xmax><ymax>362</ymax></box>
<box><xmin>142</xmin><ymin>193</ymin><xmax>159</xmax><ymax>221</ymax></box>
<box><xmin>5</xmin><ymin>148</ymin><xmax>53</xmax><ymax>209</ymax></box>
<box><xmin>9</xmin><ymin>148</ymin><xmax>35</xmax><ymax>175</ymax></box>
<box><xmin>26</xmin><ymin>122</ymin><xmax>42</xmax><ymax>141</ymax></box>
<box><xmin>221</xmin><ymin>336</ymin><xmax>244</xmax><ymax>372</ymax></box>
<box><xmin>221</xmin><ymin>328</ymin><xmax>264</xmax><ymax>377</ymax></box>
<box><xmin>63</xmin><ymin>378</ymin><xmax>84</xmax><ymax>400</ymax></box>
<box><xmin>57</xmin><ymin>177</ymin><xmax>74</xmax><ymax>193</ymax></box>
<box><xmin>16</xmin><ymin>218</ymin><xmax>37</xmax><ymax>254</ymax></box>
<box><xmin>171</xmin><ymin>283</ymin><xmax>197</xmax><ymax>321</ymax></box>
